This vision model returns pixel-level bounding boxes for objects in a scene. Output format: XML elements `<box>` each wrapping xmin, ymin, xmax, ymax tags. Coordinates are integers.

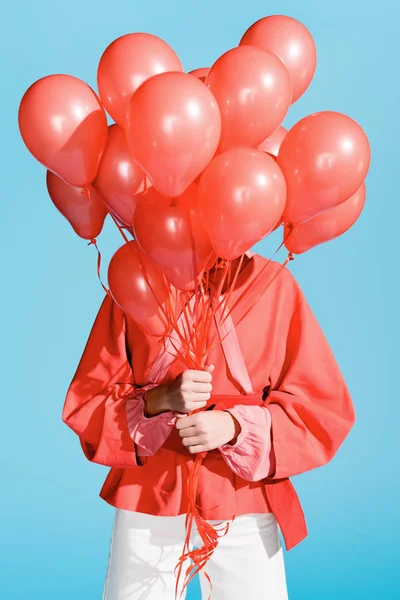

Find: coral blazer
<box><xmin>62</xmin><ymin>253</ymin><xmax>355</xmax><ymax>551</ymax></box>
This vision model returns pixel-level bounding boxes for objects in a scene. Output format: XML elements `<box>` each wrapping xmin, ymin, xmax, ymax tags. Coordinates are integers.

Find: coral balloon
<box><xmin>97</xmin><ymin>33</ymin><xmax>183</xmax><ymax>127</ymax></box>
<box><xmin>240</xmin><ymin>15</ymin><xmax>317</xmax><ymax>103</ymax></box>
<box><xmin>19</xmin><ymin>75</ymin><xmax>107</xmax><ymax>187</ymax></box>
<box><xmin>46</xmin><ymin>171</ymin><xmax>107</xmax><ymax>240</ymax></box>
<box><xmin>125</xmin><ymin>71</ymin><xmax>221</xmax><ymax>198</ymax></box>
<box><xmin>197</xmin><ymin>147</ymin><xmax>287</xmax><ymax>260</ymax></box>
<box><xmin>189</xmin><ymin>67</ymin><xmax>210</xmax><ymax>82</ymax></box>
<box><xmin>284</xmin><ymin>182</ymin><xmax>366</xmax><ymax>254</ymax></box>
<box><xmin>94</xmin><ymin>125</ymin><xmax>147</xmax><ymax>227</ymax></box>
<box><xmin>284</xmin><ymin>183</ymin><xmax>366</xmax><ymax>254</ymax></box>
<box><xmin>133</xmin><ymin>184</ymin><xmax>213</xmax><ymax>291</ymax></box>
<box><xmin>108</xmin><ymin>240</ymin><xmax>171</xmax><ymax>337</ymax></box>
<box><xmin>206</xmin><ymin>45</ymin><xmax>291</xmax><ymax>152</ymax></box>
<box><xmin>259</xmin><ymin>126</ymin><xmax>287</xmax><ymax>157</ymax></box>
<box><xmin>277</xmin><ymin>111</ymin><xmax>370</xmax><ymax>224</ymax></box>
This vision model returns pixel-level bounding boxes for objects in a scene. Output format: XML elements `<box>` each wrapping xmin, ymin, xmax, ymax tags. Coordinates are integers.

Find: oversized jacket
<box><xmin>62</xmin><ymin>252</ymin><xmax>356</xmax><ymax>551</ymax></box>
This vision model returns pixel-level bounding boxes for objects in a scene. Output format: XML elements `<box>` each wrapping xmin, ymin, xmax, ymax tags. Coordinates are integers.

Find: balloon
<box><xmin>205</xmin><ymin>46</ymin><xmax>291</xmax><ymax>151</ymax></box>
<box><xmin>189</xmin><ymin>67</ymin><xmax>210</xmax><ymax>82</ymax></box>
<box><xmin>133</xmin><ymin>184</ymin><xmax>213</xmax><ymax>290</ymax></box>
<box><xmin>240</xmin><ymin>15</ymin><xmax>317</xmax><ymax>103</ymax></box>
<box><xmin>19</xmin><ymin>75</ymin><xmax>108</xmax><ymax>187</ymax></box>
<box><xmin>97</xmin><ymin>33</ymin><xmax>183</xmax><ymax>127</ymax></box>
<box><xmin>284</xmin><ymin>182</ymin><xmax>366</xmax><ymax>254</ymax></box>
<box><xmin>197</xmin><ymin>147</ymin><xmax>287</xmax><ymax>260</ymax></box>
<box><xmin>108</xmin><ymin>240</ymin><xmax>171</xmax><ymax>337</ymax></box>
<box><xmin>46</xmin><ymin>170</ymin><xmax>107</xmax><ymax>240</ymax></box>
<box><xmin>258</xmin><ymin>126</ymin><xmax>287</xmax><ymax>157</ymax></box>
<box><xmin>277</xmin><ymin>111</ymin><xmax>370</xmax><ymax>224</ymax></box>
<box><xmin>125</xmin><ymin>71</ymin><xmax>221</xmax><ymax>198</ymax></box>
<box><xmin>94</xmin><ymin>124</ymin><xmax>147</xmax><ymax>227</ymax></box>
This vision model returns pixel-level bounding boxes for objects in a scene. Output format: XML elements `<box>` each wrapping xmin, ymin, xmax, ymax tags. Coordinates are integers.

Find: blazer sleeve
<box><xmin>265</xmin><ymin>275</ymin><xmax>356</xmax><ymax>480</ymax></box>
<box><xmin>62</xmin><ymin>293</ymin><xmax>142</xmax><ymax>468</ymax></box>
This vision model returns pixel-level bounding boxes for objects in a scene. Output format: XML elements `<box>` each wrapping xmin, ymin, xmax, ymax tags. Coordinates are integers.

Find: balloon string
<box><xmin>173</xmin><ymin>450</ymin><xmax>233</xmax><ymax>600</ymax></box>
<box><xmin>218</xmin><ymin>225</ymin><xmax>294</xmax><ymax>330</ymax></box>
<box><xmin>214</xmin><ymin>253</ymin><xmax>245</xmax><ymax>324</ymax></box>
<box><xmin>231</xmin><ymin>251</ymin><xmax>294</xmax><ymax>334</ymax></box>
<box><xmin>87</xmin><ymin>238</ymin><xmax>112</xmax><ymax>297</ymax></box>
<box><xmin>201</xmin><ymin>258</ymin><xmax>234</xmax><ymax>360</ymax></box>
<box><xmin>203</xmin><ymin>228</ymin><xmax>294</xmax><ymax>358</ymax></box>
<box><xmin>166</xmin><ymin>293</ymin><xmax>197</xmax><ymax>368</ymax></box>
<box><xmin>180</xmin><ymin>292</ymin><xmax>198</xmax><ymax>366</ymax></box>
<box><xmin>109</xmin><ymin>212</ymin><xmax>131</xmax><ymax>244</ymax></box>
<box><xmin>201</xmin><ymin>253</ymin><xmax>248</xmax><ymax>358</ymax></box>
<box><xmin>204</xmin><ymin>251</ymin><xmax>293</xmax><ymax>359</ymax></box>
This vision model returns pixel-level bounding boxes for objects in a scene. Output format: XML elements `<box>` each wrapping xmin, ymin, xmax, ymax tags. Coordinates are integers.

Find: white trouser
<box><xmin>102</xmin><ymin>508</ymin><xmax>289</xmax><ymax>600</ymax></box>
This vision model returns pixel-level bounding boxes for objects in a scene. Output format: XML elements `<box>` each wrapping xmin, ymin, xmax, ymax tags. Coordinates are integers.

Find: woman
<box><xmin>62</xmin><ymin>250</ymin><xmax>355</xmax><ymax>599</ymax></box>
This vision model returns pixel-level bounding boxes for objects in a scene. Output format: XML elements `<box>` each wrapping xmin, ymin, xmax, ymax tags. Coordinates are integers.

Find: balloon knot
<box><xmin>216</xmin><ymin>259</ymin><xmax>228</xmax><ymax>269</ymax></box>
<box><xmin>288</xmin><ymin>252</ymin><xmax>294</xmax><ymax>261</ymax></box>
<box><xmin>87</xmin><ymin>238</ymin><xmax>96</xmax><ymax>246</ymax></box>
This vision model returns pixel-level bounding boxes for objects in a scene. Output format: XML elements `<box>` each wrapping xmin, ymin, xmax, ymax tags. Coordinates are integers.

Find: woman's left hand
<box><xmin>175</xmin><ymin>410</ymin><xmax>241</xmax><ymax>453</ymax></box>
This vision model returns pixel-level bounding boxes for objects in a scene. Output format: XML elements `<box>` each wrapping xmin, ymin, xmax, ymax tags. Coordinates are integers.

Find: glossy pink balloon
<box><xmin>284</xmin><ymin>182</ymin><xmax>366</xmax><ymax>254</ymax></box>
<box><xmin>240</xmin><ymin>15</ymin><xmax>317</xmax><ymax>103</ymax></box>
<box><xmin>97</xmin><ymin>33</ymin><xmax>183</xmax><ymax>127</ymax></box>
<box><xmin>197</xmin><ymin>147</ymin><xmax>287</xmax><ymax>260</ymax></box>
<box><xmin>206</xmin><ymin>46</ymin><xmax>291</xmax><ymax>151</ymax></box>
<box><xmin>46</xmin><ymin>170</ymin><xmax>107</xmax><ymax>240</ymax></box>
<box><xmin>258</xmin><ymin>126</ymin><xmax>287</xmax><ymax>157</ymax></box>
<box><xmin>125</xmin><ymin>71</ymin><xmax>221</xmax><ymax>198</ymax></box>
<box><xmin>133</xmin><ymin>184</ymin><xmax>213</xmax><ymax>291</ymax></box>
<box><xmin>277</xmin><ymin>111</ymin><xmax>370</xmax><ymax>224</ymax></box>
<box><xmin>108</xmin><ymin>240</ymin><xmax>171</xmax><ymax>337</ymax></box>
<box><xmin>94</xmin><ymin>125</ymin><xmax>146</xmax><ymax>227</ymax></box>
<box><xmin>189</xmin><ymin>67</ymin><xmax>210</xmax><ymax>83</ymax></box>
<box><xmin>19</xmin><ymin>75</ymin><xmax>108</xmax><ymax>187</ymax></box>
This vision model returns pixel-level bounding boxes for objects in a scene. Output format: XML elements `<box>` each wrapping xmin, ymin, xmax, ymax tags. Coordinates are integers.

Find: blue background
<box><xmin>2</xmin><ymin>0</ymin><xmax>398</xmax><ymax>598</ymax></box>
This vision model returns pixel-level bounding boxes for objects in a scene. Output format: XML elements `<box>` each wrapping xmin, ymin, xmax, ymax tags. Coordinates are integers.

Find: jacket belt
<box><xmin>162</xmin><ymin>392</ymin><xmax>265</xmax><ymax>456</ymax></box>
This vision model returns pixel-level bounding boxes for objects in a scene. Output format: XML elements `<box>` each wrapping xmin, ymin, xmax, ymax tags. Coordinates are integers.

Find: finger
<box><xmin>186</xmin><ymin>444</ymin><xmax>207</xmax><ymax>454</ymax></box>
<box><xmin>183</xmin><ymin>382</ymin><xmax>212</xmax><ymax>394</ymax></box>
<box><xmin>182</xmin><ymin>397</ymin><xmax>209</xmax><ymax>409</ymax></box>
<box><xmin>181</xmin><ymin>435</ymin><xmax>206</xmax><ymax>447</ymax></box>
<box><xmin>185</xmin><ymin>369</ymin><xmax>212</xmax><ymax>384</ymax></box>
<box><xmin>178</xmin><ymin>426</ymin><xmax>198</xmax><ymax>438</ymax></box>
<box><xmin>175</xmin><ymin>416</ymin><xmax>196</xmax><ymax>430</ymax></box>
<box><xmin>204</xmin><ymin>364</ymin><xmax>215</xmax><ymax>374</ymax></box>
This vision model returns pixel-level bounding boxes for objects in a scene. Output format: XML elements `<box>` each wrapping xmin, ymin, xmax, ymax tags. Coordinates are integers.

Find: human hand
<box><xmin>156</xmin><ymin>364</ymin><xmax>215</xmax><ymax>416</ymax></box>
<box><xmin>175</xmin><ymin>410</ymin><xmax>241</xmax><ymax>453</ymax></box>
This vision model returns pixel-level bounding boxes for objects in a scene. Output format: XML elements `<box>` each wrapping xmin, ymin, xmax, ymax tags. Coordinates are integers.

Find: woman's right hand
<box><xmin>144</xmin><ymin>365</ymin><xmax>215</xmax><ymax>417</ymax></box>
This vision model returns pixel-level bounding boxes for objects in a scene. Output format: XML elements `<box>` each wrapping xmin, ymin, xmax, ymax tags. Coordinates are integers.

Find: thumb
<box><xmin>204</xmin><ymin>364</ymin><xmax>215</xmax><ymax>374</ymax></box>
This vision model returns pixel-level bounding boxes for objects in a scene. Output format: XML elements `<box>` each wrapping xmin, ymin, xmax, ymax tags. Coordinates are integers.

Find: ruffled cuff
<box><xmin>125</xmin><ymin>384</ymin><xmax>176</xmax><ymax>456</ymax></box>
<box><xmin>218</xmin><ymin>405</ymin><xmax>273</xmax><ymax>482</ymax></box>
